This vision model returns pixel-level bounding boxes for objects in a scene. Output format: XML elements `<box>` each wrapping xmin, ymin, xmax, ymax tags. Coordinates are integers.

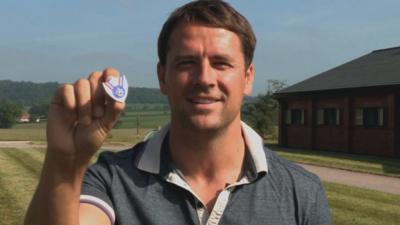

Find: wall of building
<box><xmin>284</xmin><ymin>98</ymin><xmax>312</xmax><ymax>148</ymax></box>
<box><xmin>314</xmin><ymin>97</ymin><xmax>348</xmax><ymax>152</ymax></box>
<box><xmin>351</xmin><ymin>94</ymin><xmax>396</xmax><ymax>156</ymax></box>
<box><xmin>279</xmin><ymin>90</ymin><xmax>398</xmax><ymax>157</ymax></box>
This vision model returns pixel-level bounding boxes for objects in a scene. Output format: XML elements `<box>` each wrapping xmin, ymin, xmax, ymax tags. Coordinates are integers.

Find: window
<box><xmin>317</xmin><ymin>108</ymin><xmax>340</xmax><ymax>126</ymax></box>
<box><xmin>285</xmin><ymin>110</ymin><xmax>291</xmax><ymax>125</ymax></box>
<box><xmin>285</xmin><ymin>109</ymin><xmax>305</xmax><ymax>125</ymax></box>
<box><xmin>355</xmin><ymin>107</ymin><xmax>384</xmax><ymax>127</ymax></box>
<box><xmin>355</xmin><ymin>109</ymin><xmax>363</xmax><ymax>126</ymax></box>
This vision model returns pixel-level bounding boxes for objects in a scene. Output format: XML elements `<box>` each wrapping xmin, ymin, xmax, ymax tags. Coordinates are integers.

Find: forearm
<box><xmin>24</xmin><ymin>151</ymin><xmax>90</xmax><ymax>225</ymax></box>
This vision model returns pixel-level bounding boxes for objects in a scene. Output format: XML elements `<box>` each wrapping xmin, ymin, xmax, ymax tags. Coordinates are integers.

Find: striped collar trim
<box><xmin>136</xmin><ymin>121</ymin><xmax>269</xmax><ymax>175</ymax></box>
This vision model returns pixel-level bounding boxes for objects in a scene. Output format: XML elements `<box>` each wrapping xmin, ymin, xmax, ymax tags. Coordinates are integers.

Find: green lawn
<box><xmin>118</xmin><ymin>112</ymin><xmax>170</xmax><ymax>129</ymax></box>
<box><xmin>0</xmin><ymin>148</ymin><xmax>44</xmax><ymax>225</ymax></box>
<box><xmin>325</xmin><ymin>182</ymin><xmax>400</xmax><ymax>225</ymax></box>
<box><xmin>0</xmin><ymin>109</ymin><xmax>170</xmax><ymax>142</ymax></box>
<box><xmin>0</xmin><ymin>126</ymin><xmax>47</xmax><ymax>142</ymax></box>
<box><xmin>269</xmin><ymin>144</ymin><xmax>400</xmax><ymax>178</ymax></box>
<box><xmin>105</xmin><ymin>128</ymin><xmax>154</xmax><ymax>144</ymax></box>
<box><xmin>1</xmin><ymin>147</ymin><xmax>399</xmax><ymax>225</ymax></box>
<box><xmin>0</xmin><ymin>125</ymin><xmax>156</xmax><ymax>145</ymax></box>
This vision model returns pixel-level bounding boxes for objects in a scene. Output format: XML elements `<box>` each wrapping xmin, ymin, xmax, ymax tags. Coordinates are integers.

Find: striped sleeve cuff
<box><xmin>80</xmin><ymin>195</ymin><xmax>115</xmax><ymax>224</ymax></box>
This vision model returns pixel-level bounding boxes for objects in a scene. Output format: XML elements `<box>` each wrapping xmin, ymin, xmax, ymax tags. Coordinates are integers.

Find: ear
<box><xmin>243</xmin><ymin>63</ymin><xmax>254</xmax><ymax>96</ymax></box>
<box><xmin>157</xmin><ymin>63</ymin><xmax>167</xmax><ymax>95</ymax></box>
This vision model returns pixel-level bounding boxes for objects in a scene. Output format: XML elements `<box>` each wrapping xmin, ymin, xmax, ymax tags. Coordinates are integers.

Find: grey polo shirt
<box><xmin>80</xmin><ymin>122</ymin><xmax>331</xmax><ymax>225</ymax></box>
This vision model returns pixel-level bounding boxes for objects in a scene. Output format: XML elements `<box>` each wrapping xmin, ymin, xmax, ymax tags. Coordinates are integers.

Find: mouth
<box><xmin>188</xmin><ymin>98</ymin><xmax>219</xmax><ymax>104</ymax></box>
<box><xmin>186</xmin><ymin>95</ymin><xmax>223</xmax><ymax>108</ymax></box>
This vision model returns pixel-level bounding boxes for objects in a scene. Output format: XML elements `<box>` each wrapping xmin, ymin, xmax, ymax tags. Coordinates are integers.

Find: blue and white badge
<box><xmin>102</xmin><ymin>75</ymin><xmax>129</xmax><ymax>102</ymax></box>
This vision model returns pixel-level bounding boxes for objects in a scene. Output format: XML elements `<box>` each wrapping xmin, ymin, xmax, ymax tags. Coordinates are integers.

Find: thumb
<box><xmin>99</xmin><ymin>67</ymin><xmax>126</xmax><ymax>131</ymax></box>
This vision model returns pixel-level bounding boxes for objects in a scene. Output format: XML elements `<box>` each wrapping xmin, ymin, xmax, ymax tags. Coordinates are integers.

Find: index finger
<box><xmin>89</xmin><ymin>71</ymin><xmax>105</xmax><ymax>118</ymax></box>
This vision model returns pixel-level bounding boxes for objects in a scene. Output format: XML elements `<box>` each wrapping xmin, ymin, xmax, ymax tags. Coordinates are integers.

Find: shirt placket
<box><xmin>204</xmin><ymin>176</ymin><xmax>250</xmax><ymax>225</ymax></box>
<box><xmin>167</xmin><ymin>172</ymin><xmax>251</xmax><ymax>225</ymax></box>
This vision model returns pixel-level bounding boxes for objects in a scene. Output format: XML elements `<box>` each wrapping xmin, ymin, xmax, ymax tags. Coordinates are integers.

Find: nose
<box><xmin>193</xmin><ymin>60</ymin><xmax>216</xmax><ymax>88</ymax></box>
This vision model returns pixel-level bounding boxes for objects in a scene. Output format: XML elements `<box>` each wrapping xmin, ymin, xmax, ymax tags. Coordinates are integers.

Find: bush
<box><xmin>241</xmin><ymin>80</ymin><xmax>286</xmax><ymax>138</ymax></box>
<box><xmin>0</xmin><ymin>100</ymin><xmax>23</xmax><ymax>128</ymax></box>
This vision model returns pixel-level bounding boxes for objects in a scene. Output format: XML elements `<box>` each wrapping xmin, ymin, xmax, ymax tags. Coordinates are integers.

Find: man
<box><xmin>24</xmin><ymin>1</ymin><xmax>331</xmax><ymax>225</ymax></box>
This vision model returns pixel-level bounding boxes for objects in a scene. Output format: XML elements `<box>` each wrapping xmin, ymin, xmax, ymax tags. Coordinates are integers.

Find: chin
<box><xmin>172</xmin><ymin>109</ymin><xmax>238</xmax><ymax>132</ymax></box>
<box><xmin>184</xmin><ymin>115</ymin><xmax>223</xmax><ymax>131</ymax></box>
<box><xmin>191</xmin><ymin>115</ymin><xmax>241</xmax><ymax>133</ymax></box>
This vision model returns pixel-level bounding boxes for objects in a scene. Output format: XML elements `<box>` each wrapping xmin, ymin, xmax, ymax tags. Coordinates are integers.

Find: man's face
<box><xmin>157</xmin><ymin>23</ymin><xmax>254</xmax><ymax>131</ymax></box>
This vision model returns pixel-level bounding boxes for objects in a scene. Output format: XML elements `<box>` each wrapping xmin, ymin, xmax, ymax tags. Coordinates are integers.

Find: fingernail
<box><xmin>94</xmin><ymin>106</ymin><xmax>104</xmax><ymax>117</ymax></box>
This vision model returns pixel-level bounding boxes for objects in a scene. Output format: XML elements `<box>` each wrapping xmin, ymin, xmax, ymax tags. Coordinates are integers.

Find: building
<box><xmin>275</xmin><ymin>46</ymin><xmax>400</xmax><ymax>157</ymax></box>
<box><xmin>19</xmin><ymin>112</ymin><xmax>31</xmax><ymax>123</ymax></box>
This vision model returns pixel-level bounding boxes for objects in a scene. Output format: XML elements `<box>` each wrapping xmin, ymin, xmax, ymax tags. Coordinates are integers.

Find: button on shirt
<box><xmin>165</xmin><ymin>140</ymin><xmax>256</xmax><ymax>225</ymax></box>
<box><xmin>80</xmin><ymin>122</ymin><xmax>332</xmax><ymax>225</ymax></box>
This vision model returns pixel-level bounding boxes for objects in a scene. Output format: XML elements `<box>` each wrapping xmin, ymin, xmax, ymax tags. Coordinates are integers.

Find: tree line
<box><xmin>0</xmin><ymin>100</ymin><xmax>23</xmax><ymax>128</ymax></box>
<box><xmin>0</xmin><ymin>80</ymin><xmax>167</xmax><ymax>128</ymax></box>
<box><xmin>0</xmin><ymin>80</ymin><xmax>168</xmax><ymax>106</ymax></box>
<box><xmin>241</xmin><ymin>80</ymin><xmax>286</xmax><ymax>139</ymax></box>
<box><xmin>0</xmin><ymin>80</ymin><xmax>286</xmax><ymax>134</ymax></box>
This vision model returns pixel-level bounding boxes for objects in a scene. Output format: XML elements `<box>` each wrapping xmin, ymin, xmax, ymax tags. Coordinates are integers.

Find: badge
<box><xmin>102</xmin><ymin>75</ymin><xmax>128</xmax><ymax>102</ymax></box>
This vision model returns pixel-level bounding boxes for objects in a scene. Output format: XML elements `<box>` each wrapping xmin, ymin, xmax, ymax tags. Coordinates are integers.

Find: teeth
<box><xmin>191</xmin><ymin>99</ymin><xmax>216</xmax><ymax>104</ymax></box>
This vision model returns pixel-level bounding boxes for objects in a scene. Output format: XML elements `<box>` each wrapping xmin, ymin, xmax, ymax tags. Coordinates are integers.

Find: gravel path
<box><xmin>1</xmin><ymin>141</ymin><xmax>399</xmax><ymax>195</ymax></box>
<box><xmin>299</xmin><ymin>163</ymin><xmax>400</xmax><ymax>195</ymax></box>
<box><xmin>0</xmin><ymin>141</ymin><xmax>47</xmax><ymax>148</ymax></box>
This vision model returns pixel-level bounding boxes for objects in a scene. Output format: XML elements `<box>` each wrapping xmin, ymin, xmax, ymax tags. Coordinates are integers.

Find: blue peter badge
<box><xmin>102</xmin><ymin>75</ymin><xmax>129</xmax><ymax>102</ymax></box>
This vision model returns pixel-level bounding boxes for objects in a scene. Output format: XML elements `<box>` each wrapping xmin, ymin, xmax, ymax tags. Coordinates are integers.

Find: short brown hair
<box><xmin>157</xmin><ymin>0</ymin><xmax>256</xmax><ymax>68</ymax></box>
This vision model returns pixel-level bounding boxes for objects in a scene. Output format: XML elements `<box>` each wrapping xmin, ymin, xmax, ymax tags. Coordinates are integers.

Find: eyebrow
<box><xmin>210</xmin><ymin>54</ymin><xmax>235</xmax><ymax>62</ymax></box>
<box><xmin>172</xmin><ymin>54</ymin><xmax>197</xmax><ymax>60</ymax></box>
<box><xmin>172</xmin><ymin>53</ymin><xmax>235</xmax><ymax>62</ymax></box>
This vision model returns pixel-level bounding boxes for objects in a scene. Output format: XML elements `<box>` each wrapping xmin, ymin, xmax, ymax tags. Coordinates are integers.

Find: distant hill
<box><xmin>0</xmin><ymin>80</ymin><xmax>258</xmax><ymax>107</ymax></box>
<box><xmin>0</xmin><ymin>80</ymin><xmax>167</xmax><ymax>106</ymax></box>
<box><xmin>0</xmin><ymin>80</ymin><xmax>59</xmax><ymax>106</ymax></box>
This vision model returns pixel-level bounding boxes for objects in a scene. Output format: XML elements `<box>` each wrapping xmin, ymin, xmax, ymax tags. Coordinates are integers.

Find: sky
<box><xmin>1</xmin><ymin>0</ymin><xmax>399</xmax><ymax>95</ymax></box>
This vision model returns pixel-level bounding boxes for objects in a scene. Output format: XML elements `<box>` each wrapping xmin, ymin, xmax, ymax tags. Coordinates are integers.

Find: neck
<box><xmin>169</xmin><ymin>118</ymin><xmax>245</xmax><ymax>182</ymax></box>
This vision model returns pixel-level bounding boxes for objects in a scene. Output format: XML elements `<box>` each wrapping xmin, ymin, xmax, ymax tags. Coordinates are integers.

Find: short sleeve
<box><xmin>80</xmin><ymin>151</ymin><xmax>116</xmax><ymax>224</ymax></box>
<box><xmin>307</xmin><ymin>182</ymin><xmax>332</xmax><ymax>225</ymax></box>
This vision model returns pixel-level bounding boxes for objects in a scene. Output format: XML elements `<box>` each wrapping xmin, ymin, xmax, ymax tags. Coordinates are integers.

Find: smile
<box><xmin>186</xmin><ymin>95</ymin><xmax>223</xmax><ymax>106</ymax></box>
<box><xmin>189</xmin><ymin>99</ymin><xmax>218</xmax><ymax>104</ymax></box>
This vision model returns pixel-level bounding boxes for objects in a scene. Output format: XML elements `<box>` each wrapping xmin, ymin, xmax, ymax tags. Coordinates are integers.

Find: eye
<box><xmin>213</xmin><ymin>61</ymin><xmax>232</xmax><ymax>70</ymax></box>
<box><xmin>175</xmin><ymin>59</ymin><xmax>196</xmax><ymax>69</ymax></box>
<box><xmin>179</xmin><ymin>60</ymin><xmax>195</xmax><ymax>65</ymax></box>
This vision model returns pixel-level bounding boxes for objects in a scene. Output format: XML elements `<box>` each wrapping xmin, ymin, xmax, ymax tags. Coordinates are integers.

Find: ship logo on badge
<box><xmin>102</xmin><ymin>75</ymin><xmax>129</xmax><ymax>102</ymax></box>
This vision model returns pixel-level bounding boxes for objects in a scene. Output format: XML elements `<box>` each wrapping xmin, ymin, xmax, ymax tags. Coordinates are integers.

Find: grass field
<box><xmin>0</xmin><ymin>148</ymin><xmax>44</xmax><ymax>225</ymax></box>
<box><xmin>324</xmin><ymin>181</ymin><xmax>400</xmax><ymax>225</ymax></box>
<box><xmin>1</xmin><ymin>147</ymin><xmax>399</xmax><ymax>225</ymax></box>
<box><xmin>2</xmin><ymin>124</ymin><xmax>400</xmax><ymax>177</ymax></box>
<box><xmin>269</xmin><ymin>144</ymin><xmax>400</xmax><ymax>178</ymax></box>
<box><xmin>1</xmin><ymin>116</ymin><xmax>400</xmax><ymax>224</ymax></box>
<box><xmin>0</xmin><ymin>127</ymin><xmax>47</xmax><ymax>142</ymax></box>
<box><xmin>0</xmin><ymin>124</ymin><xmax>158</xmax><ymax>144</ymax></box>
<box><xmin>118</xmin><ymin>112</ymin><xmax>170</xmax><ymax>129</ymax></box>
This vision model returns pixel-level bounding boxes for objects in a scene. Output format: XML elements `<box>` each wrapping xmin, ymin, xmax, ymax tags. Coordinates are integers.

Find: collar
<box><xmin>136</xmin><ymin>121</ymin><xmax>269</xmax><ymax>175</ymax></box>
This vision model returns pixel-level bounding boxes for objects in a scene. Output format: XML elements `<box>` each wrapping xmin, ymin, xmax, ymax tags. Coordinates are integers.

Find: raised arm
<box><xmin>23</xmin><ymin>68</ymin><xmax>124</xmax><ymax>225</ymax></box>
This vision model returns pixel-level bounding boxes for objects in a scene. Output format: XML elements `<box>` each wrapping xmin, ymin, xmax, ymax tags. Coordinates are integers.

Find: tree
<box><xmin>29</xmin><ymin>103</ymin><xmax>49</xmax><ymax>119</ymax></box>
<box><xmin>0</xmin><ymin>100</ymin><xmax>23</xmax><ymax>128</ymax></box>
<box><xmin>242</xmin><ymin>80</ymin><xmax>287</xmax><ymax>139</ymax></box>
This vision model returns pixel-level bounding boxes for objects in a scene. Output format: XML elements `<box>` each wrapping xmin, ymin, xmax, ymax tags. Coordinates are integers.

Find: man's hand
<box><xmin>46</xmin><ymin>67</ymin><xmax>125</xmax><ymax>164</ymax></box>
<box><xmin>24</xmin><ymin>68</ymin><xmax>124</xmax><ymax>225</ymax></box>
